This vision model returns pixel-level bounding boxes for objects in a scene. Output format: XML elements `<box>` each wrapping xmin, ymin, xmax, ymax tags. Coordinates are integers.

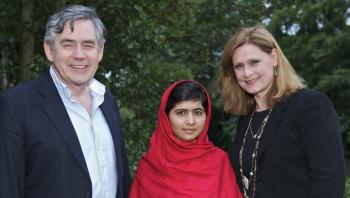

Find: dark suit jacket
<box><xmin>0</xmin><ymin>71</ymin><xmax>131</xmax><ymax>198</ymax></box>
<box><xmin>229</xmin><ymin>88</ymin><xmax>345</xmax><ymax>198</ymax></box>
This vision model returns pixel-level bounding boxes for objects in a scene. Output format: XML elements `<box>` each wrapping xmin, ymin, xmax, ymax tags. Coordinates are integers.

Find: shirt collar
<box><xmin>49</xmin><ymin>66</ymin><xmax>106</xmax><ymax>103</ymax></box>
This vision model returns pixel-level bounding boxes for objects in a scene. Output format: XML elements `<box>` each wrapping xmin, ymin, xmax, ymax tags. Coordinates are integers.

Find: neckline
<box><xmin>254</xmin><ymin>108</ymin><xmax>271</xmax><ymax>114</ymax></box>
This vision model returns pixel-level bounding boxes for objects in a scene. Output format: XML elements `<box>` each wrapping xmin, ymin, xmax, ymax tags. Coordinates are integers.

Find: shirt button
<box><xmin>85</xmin><ymin>191</ymin><xmax>91</xmax><ymax>198</ymax></box>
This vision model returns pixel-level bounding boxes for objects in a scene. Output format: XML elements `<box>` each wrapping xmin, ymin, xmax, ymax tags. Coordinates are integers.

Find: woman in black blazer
<box><xmin>217</xmin><ymin>26</ymin><xmax>345</xmax><ymax>198</ymax></box>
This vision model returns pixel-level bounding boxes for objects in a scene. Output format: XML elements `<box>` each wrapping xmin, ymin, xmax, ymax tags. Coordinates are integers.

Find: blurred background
<box><xmin>1</xmin><ymin>0</ymin><xmax>349</xmax><ymax>195</ymax></box>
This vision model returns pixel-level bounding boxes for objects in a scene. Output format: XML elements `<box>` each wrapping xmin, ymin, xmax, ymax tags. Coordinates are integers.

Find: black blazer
<box><xmin>229</xmin><ymin>88</ymin><xmax>345</xmax><ymax>198</ymax></box>
<box><xmin>0</xmin><ymin>71</ymin><xmax>131</xmax><ymax>198</ymax></box>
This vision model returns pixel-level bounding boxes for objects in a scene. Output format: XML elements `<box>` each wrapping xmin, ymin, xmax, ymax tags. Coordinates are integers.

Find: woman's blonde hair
<box><xmin>217</xmin><ymin>26</ymin><xmax>305</xmax><ymax>116</ymax></box>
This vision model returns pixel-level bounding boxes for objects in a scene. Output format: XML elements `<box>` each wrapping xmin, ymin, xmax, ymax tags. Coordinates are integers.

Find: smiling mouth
<box><xmin>245</xmin><ymin>78</ymin><xmax>257</xmax><ymax>85</ymax></box>
<box><xmin>70</xmin><ymin>65</ymin><xmax>88</xmax><ymax>69</ymax></box>
<box><xmin>183</xmin><ymin>129</ymin><xmax>196</xmax><ymax>134</ymax></box>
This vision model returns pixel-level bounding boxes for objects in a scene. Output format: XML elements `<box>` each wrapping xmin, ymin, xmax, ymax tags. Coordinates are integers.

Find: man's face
<box><xmin>44</xmin><ymin>20</ymin><xmax>103</xmax><ymax>91</ymax></box>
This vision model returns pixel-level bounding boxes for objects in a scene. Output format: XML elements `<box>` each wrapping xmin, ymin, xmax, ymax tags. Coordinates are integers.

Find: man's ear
<box><xmin>43</xmin><ymin>42</ymin><xmax>54</xmax><ymax>62</ymax></box>
<box><xmin>98</xmin><ymin>44</ymin><xmax>104</xmax><ymax>62</ymax></box>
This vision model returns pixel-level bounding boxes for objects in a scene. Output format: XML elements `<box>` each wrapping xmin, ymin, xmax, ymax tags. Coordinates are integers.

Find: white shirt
<box><xmin>50</xmin><ymin>67</ymin><xmax>118</xmax><ymax>198</ymax></box>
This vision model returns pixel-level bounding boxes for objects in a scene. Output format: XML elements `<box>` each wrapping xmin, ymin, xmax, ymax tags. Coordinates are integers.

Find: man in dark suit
<box><xmin>0</xmin><ymin>5</ymin><xmax>131</xmax><ymax>198</ymax></box>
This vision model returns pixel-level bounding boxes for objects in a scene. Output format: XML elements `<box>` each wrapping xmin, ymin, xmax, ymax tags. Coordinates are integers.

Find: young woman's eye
<box><xmin>194</xmin><ymin>110</ymin><xmax>204</xmax><ymax>116</ymax></box>
<box><xmin>176</xmin><ymin>110</ymin><xmax>186</xmax><ymax>116</ymax></box>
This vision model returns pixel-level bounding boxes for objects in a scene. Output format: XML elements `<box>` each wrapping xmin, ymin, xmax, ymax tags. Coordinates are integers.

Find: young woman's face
<box><xmin>168</xmin><ymin>100</ymin><xmax>206</xmax><ymax>142</ymax></box>
<box><xmin>232</xmin><ymin>43</ymin><xmax>277</xmax><ymax>99</ymax></box>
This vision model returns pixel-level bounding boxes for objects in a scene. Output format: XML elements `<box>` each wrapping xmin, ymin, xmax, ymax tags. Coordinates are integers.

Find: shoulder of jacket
<box><xmin>2</xmin><ymin>76</ymin><xmax>42</xmax><ymax>99</ymax></box>
<box><xmin>290</xmin><ymin>88</ymin><xmax>329</xmax><ymax>104</ymax></box>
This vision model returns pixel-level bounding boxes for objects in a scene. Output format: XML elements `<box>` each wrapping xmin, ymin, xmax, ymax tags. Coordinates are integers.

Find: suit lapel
<box><xmin>257</xmin><ymin>98</ymin><xmax>289</xmax><ymax>162</ymax></box>
<box><xmin>37</xmin><ymin>72</ymin><xmax>90</xmax><ymax>178</ymax></box>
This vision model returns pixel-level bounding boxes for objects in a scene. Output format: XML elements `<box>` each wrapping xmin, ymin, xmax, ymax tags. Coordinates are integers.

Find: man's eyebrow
<box><xmin>82</xmin><ymin>40</ymin><xmax>96</xmax><ymax>44</ymax></box>
<box><xmin>59</xmin><ymin>39</ymin><xmax>96</xmax><ymax>44</ymax></box>
<box><xmin>59</xmin><ymin>38</ymin><xmax>74</xmax><ymax>43</ymax></box>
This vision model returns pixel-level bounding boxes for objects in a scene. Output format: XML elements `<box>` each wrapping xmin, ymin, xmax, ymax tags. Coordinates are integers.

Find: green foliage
<box><xmin>95</xmin><ymin>0</ymin><xmax>265</xmax><ymax>172</ymax></box>
<box><xmin>345</xmin><ymin>177</ymin><xmax>350</xmax><ymax>198</ymax></box>
<box><xmin>315</xmin><ymin>69</ymin><xmax>350</xmax><ymax>156</ymax></box>
<box><xmin>1</xmin><ymin>0</ymin><xmax>349</xmax><ymax>176</ymax></box>
<box><xmin>267</xmin><ymin>0</ymin><xmax>350</xmax><ymax>156</ymax></box>
<box><xmin>209</xmin><ymin>111</ymin><xmax>238</xmax><ymax>150</ymax></box>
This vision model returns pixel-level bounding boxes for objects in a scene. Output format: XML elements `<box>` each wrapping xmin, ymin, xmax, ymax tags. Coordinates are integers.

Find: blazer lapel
<box><xmin>37</xmin><ymin>72</ymin><xmax>90</xmax><ymax>178</ymax></box>
<box><xmin>257</xmin><ymin>98</ymin><xmax>289</xmax><ymax>162</ymax></box>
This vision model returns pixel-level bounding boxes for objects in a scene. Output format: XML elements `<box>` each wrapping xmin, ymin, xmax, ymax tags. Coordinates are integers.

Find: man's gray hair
<box><xmin>44</xmin><ymin>5</ymin><xmax>106</xmax><ymax>47</ymax></box>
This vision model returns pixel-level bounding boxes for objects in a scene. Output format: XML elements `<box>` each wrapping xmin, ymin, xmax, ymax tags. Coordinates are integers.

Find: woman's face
<box><xmin>232</xmin><ymin>43</ymin><xmax>277</xmax><ymax>100</ymax></box>
<box><xmin>168</xmin><ymin>100</ymin><xmax>206</xmax><ymax>142</ymax></box>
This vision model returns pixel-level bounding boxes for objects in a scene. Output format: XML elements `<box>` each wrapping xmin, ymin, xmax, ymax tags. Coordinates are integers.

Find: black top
<box><xmin>229</xmin><ymin>88</ymin><xmax>346</xmax><ymax>198</ymax></box>
<box><xmin>242</xmin><ymin>109</ymin><xmax>270</xmax><ymax>177</ymax></box>
<box><xmin>241</xmin><ymin>109</ymin><xmax>270</xmax><ymax>195</ymax></box>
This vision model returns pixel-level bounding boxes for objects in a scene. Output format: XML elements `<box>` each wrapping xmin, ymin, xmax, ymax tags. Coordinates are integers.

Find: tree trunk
<box><xmin>19</xmin><ymin>0</ymin><xmax>34</xmax><ymax>81</ymax></box>
<box><xmin>0</xmin><ymin>47</ymin><xmax>9</xmax><ymax>91</ymax></box>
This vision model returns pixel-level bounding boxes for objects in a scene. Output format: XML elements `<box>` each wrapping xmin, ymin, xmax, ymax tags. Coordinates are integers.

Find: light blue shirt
<box><xmin>50</xmin><ymin>67</ymin><xmax>118</xmax><ymax>198</ymax></box>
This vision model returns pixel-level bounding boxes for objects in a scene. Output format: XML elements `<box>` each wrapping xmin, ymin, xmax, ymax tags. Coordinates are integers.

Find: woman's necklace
<box><xmin>239</xmin><ymin>108</ymin><xmax>273</xmax><ymax>198</ymax></box>
<box><xmin>248</xmin><ymin>119</ymin><xmax>265</xmax><ymax>139</ymax></box>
